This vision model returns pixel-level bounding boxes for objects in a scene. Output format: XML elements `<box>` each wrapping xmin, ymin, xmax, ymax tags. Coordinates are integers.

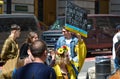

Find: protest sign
<box><xmin>65</xmin><ymin>1</ymin><xmax>88</xmax><ymax>37</ymax></box>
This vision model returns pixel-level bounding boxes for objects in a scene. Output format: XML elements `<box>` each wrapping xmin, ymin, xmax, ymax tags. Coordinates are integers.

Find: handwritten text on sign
<box><xmin>66</xmin><ymin>1</ymin><xmax>87</xmax><ymax>29</ymax></box>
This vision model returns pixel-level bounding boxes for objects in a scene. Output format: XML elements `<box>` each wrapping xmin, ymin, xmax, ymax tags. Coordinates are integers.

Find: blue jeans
<box><xmin>114</xmin><ymin>58</ymin><xmax>120</xmax><ymax>70</ymax></box>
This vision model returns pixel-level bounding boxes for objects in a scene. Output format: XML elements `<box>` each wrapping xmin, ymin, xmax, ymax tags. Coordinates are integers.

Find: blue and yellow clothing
<box><xmin>74</xmin><ymin>40</ymin><xmax>87</xmax><ymax>72</ymax></box>
<box><xmin>55</xmin><ymin>36</ymin><xmax>78</xmax><ymax>58</ymax></box>
<box><xmin>55</xmin><ymin>36</ymin><xmax>87</xmax><ymax>73</ymax></box>
<box><xmin>0</xmin><ymin>36</ymin><xmax>19</xmax><ymax>79</ymax></box>
<box><xmin>53</xmin><ymin>64</ymin><xmax>76</xmax><ymax>79</ymax></box>
<box><xmin>1</xmin><ymin>36</ymin><xmax>19</xmax><ymax>61</ymax></box>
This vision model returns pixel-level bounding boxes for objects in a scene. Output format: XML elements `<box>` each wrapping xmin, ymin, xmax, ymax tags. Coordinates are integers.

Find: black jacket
<box><xmin>19</xmin><ymin>43</ymin><xmax>29</xmax><ymax>59</ymax></box>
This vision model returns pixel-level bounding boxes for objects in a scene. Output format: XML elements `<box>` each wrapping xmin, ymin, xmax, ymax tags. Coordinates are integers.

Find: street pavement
<box><xmin>78</xmin><ymin>55</ymin><xmax>112</xmax><ymax>79</ymax></box>
<box><xmin>78</xmin><ymin>57</ymin><xmax>95</xmax><ymax>79</ymax></box>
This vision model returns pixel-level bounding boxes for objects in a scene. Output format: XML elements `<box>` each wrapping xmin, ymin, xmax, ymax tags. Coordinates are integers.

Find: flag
<box><xmin>65</xmin><ymin>1</ymin><xmax>88</xmax><ymax>37</ymax></box>
<box><xmin>65</xmin><ymin>23</ymin><xmax>88</xmax><ymax>38</ymax></box>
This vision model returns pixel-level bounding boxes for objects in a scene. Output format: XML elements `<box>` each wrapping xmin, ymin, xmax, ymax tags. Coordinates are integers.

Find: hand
<box><xmin>50</xmin><ymin>50</ymin><xmax>56</xmax><ymax>60</ymax></box>
<box><xmin>76</xmin><ymin>33</ymin><xmax>83</xmax><ymax>42</ymax></box>
<box><xmin>24</xmin><ymin>56</ymin><xmax>33</xmax><ymax>65</ymax></box>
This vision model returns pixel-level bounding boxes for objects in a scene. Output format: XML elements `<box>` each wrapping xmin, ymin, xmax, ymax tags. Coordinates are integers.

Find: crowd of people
<box><xmin>0</xmin><ymin>22</ymin><xmax>87</xmax><ymax>79</ymax></box>
<box><xmin>0</xmin><ymin>22</ymin><xmax>120</xmax><ymax>79</ymax></box>
<box><xmin>0</xmin><ymin>24</ymin><xmax>87</xmax><ymax>79</ymax></box>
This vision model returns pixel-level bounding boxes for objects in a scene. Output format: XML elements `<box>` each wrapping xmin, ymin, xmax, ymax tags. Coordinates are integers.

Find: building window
<box><xmin>38</xmin><ymin>0</ymin><xmax>43</xmax><ymax>21</ymax></box>
<box><xmin>0</xmin><ymin>5</ymin><xmax>3</xmax><ymax>14</ymax></box>
<box><xmin>15</xmin><ymin>5</ymin><xmax>28</xmax><ymax>12</ymax></box>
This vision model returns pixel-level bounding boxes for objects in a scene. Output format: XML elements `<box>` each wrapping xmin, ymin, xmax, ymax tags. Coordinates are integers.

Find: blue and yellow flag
<box><xmin>65</xmin><ymin>23</ymin><xmax>88</xmax><ymax>38</ymax></box>
<box><xmin>65</xmin><ymin>1</ymin><xmax>88</xmax><ymax>38</ymax></box>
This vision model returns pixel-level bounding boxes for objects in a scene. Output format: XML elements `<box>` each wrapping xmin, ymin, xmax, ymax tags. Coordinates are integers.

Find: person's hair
<box><xmin>55</xmin><ymin>53</ymin><xmax>70</xmax><ymax>65</ymax></box>
<box><xmin>25</xmin><ymin>32</ymin><xmax>38</xmax><ymax>43</ymax></box>
<box><xmin>10</xmin><ymin>24</ymin><xmax>21</xmax><ymax>31</ymax></box>
<box><xmin>116</xmin><ymin>24</ymin><xmax>120</xmax><ymax>31</ymax></box>
<box><xmin>30</xmin><ymin>40</ymin><xmax>47</xmax><ymax>57</ymax></box>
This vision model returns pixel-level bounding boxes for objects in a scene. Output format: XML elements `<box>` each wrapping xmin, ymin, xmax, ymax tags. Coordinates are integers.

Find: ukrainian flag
<box><xmin>65</xmin><ymin>23</ymin><xmax>88</xmax><ymax>38</ymax></box>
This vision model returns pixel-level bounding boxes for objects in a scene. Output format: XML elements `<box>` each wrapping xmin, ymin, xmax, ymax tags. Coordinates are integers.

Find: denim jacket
<box><xmin>55</xmin><ymin>36</ymin><xmax>87</xmax><ymax>73</ymax></box>
<box><xmin>55</xmin><ymin>36</ymin><xmax>78</xmax><ymax>59</ymax></box>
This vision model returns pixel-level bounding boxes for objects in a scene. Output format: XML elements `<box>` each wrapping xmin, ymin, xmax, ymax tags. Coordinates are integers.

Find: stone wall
<box><xmin>109</xmin><ymin>0</ymin><xmax>120</xmax><ymax>15</ymax></box>
<box><xmin>4</xmin><ymin>0</ymin><xmax>34</xmax><ymax>14</ymax></box>
<box><xmin>57</xmin><ymin>0</ymin><xmax>95</xmax><ymax>17</ymax></box>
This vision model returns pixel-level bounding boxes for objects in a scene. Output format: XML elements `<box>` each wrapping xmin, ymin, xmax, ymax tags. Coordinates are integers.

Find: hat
<box><xmin>116</xmin><ymin>24</ymin><xmax>120</xmax><ymax>30</ymax></box>
<box><xmin>11</xmin><ymin>24</ymin><xmax>21</xmax><ymax>30</ymax></box>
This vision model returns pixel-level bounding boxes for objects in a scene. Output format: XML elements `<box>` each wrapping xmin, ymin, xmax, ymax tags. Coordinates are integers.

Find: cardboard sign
<box><xmin>65</xmin><ymin>1</ymin><xmax>88</xmax><ymax>37</ymax></box>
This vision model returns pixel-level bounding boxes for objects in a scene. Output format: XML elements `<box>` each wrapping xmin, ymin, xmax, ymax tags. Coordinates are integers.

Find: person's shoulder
<box><xmin>43</xmin><ymin>64</ymin><xmax>54</xmax><ymax>71</ymax></box>
<box><xmin>4</xmin><ymin>37</ymin><xmax>13</xmax><ymax>44</ymax></box>
<box><xmin>72</xmin><ymin>36</ymin><xmax>78</xmax><ymax>41</ymax></box>
<box><xmin>21</xmin><ymin>43</ymin><xmax>29</xmax><ymax>47</ymax></box>
<box><xmin>115</xmin><ymin>41</ymin><xmax>120</xmax><ymax>48</ymax></box>
<box><xmin>5</xmin><ymin>37</ymin><xmax>11</xmax><ymax>41</ymax></box>
<box><xmin>115</xmin><ymin>32</ymin><xmax>120</xmax><ymax>36</ymax></box>
<box><xmin>116</xmin><ymin>41</ymin><xmax>120</xmax><ymax>45</ymax></box>
<box><xmin>59</xmin><ymin>36</ymin><xmax>64</xmax><ymax>39</ymax></box>
<box><xmin>35</xmin><ymin>64</ymin><xmax>55</xmax><ymax>74</ymax></box>
<box><xmin>15</xmin><ymin>65</ymin><xmax>25</xmax><ymax>74</ymax></box>
<box><xmin>58</xmin><ymin>36</ymin><xmax>65</xmax><ymax>40</ymax></box>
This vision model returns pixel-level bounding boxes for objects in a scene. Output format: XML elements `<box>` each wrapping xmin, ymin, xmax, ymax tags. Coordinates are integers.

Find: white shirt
<box><xmin>65</xmin><ymin>39</ymin><xmax>72</xmax><ymax>60</ymax></box>
<box><xmin>65</xmin><ymin>39</ymin><xmax>78</xmax><ymax>62</ymax></box>
<box><xmin>112</xmin><ymin>32</ymin><xmax>120</xmax><ymax>59</ymax></box>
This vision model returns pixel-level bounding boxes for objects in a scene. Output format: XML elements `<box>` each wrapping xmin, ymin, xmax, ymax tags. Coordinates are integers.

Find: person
<box><xmin>114</xmin><ymin>35</ymin><xmax>120</xmax><ymax>69</ymax></box>
<box><xmin>13</xmin><ymin>40</ymin><xmax>56</xmax><ymax>79</ymax></box>
<box><xmin>53</xmin><ymin>45</ymin><xmax>77</xmax><ymax>79</ymax></box>
<box><xmin>0</xmin><ymin>24</ymin><xmax>21</xmax><ymax>79</ymax></box>
<box><xmin>19</xmin><ymin>31</ymin><xmax>39</xmax><ymax>65</ymax></box>
<box><xmin>112</xmin><ymin>24</ymin><xmax>120</xmax><ymax>70</ymax></box>
<box><xmin>109</xmin><ymin>35</ymin><xmax>120</xmax><ymax>79</ymax></box>
<box><xmin>54</xmin><ymin>27</ymin><xmax>87</xmax><ymax>77</ymax></box>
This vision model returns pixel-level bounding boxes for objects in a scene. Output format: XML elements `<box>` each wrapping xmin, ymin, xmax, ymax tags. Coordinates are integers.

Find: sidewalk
<box><xmin>78</xmin><ymin>55</ymin><xmax>113</xmax><ymax>79</ymax></box>
<box><xmin>78</xmin><ymin>72</ymin><xmax>87</xmax><ymax>79</ymax></box>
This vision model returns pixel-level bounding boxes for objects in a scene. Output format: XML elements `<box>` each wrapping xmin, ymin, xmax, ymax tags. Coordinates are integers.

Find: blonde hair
<box><xmin>55</xmin><ymin>53</ymin><xmax>70</xmax><ymax>65</ymax></box>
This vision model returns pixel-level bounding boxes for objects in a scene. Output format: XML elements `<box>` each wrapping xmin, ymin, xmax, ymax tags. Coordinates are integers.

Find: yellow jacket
<box><xmin>73</xmin><ymin>40</ymin><xmax>87</xmax><ymax>72</ymax></box>
<box><xmin>53</xmin><ymin>64</ymin><xmax>77</xmax><ymax>79</ymax></box>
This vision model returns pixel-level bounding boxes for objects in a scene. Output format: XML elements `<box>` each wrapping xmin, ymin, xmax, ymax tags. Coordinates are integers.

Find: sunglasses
<box><xmin>62</xmin><ymin>30</ymin><xmax>69</xmax><ymax>33</ymax></box>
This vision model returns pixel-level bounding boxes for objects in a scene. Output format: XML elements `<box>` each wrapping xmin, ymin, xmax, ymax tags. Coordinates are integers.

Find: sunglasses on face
<box><xmin>62</xmin><ymin>30</ymin><xmax>69</xmax><ymax>33</ymax></box>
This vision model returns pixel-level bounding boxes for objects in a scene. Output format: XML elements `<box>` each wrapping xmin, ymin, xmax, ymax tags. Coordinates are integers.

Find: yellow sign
<box><xmin>0</xmin><ymin>1</ymin><xmax>3</xmax><ymax>4</ymax></box>
<box><xmin>0</xmin><ymin>1</ymin><xmax>3</xmax><ymax>14</ymax></box>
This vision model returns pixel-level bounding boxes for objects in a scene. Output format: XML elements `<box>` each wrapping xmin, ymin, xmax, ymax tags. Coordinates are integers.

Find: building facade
<box><xmin>3</xmin><ymin>0</ymin><xmax>34</xmax><ymax>14</ymax></box>
<box><xmin>109</xmin><ymin>0</ymin><xmax>120</xmax><ymax>15</ymax></box>
<box><xmin>2</xmin><ymin>0</ymin><xmax>119</xmax><ymax>26</ymax></box>
<box><xmin>57</xmin><ymin>0</ymin><xmax>95</xmax><ymax>17</ymax></box>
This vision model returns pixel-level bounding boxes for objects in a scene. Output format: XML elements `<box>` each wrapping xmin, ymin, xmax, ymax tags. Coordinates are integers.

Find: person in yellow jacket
<box><xmin>0</xmin><ymin>24</ymin><xmax>21</xmax><ymax>79</ymax></box>
<box><xmin>53</xmin><ymin>45</ymin><xmax>77</xmax><ymax>79</ymax></box>
<box><xmin>54</xmin><ymin>27</ymin><xmax>87</xmax><ymax>78</ymax></box>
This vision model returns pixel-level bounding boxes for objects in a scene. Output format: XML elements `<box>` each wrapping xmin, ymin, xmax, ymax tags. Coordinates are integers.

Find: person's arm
<box><xmin>74</xmin><ymin>33</ymin><xmax>87</xmax><ymax>72</ymax></box>
<box><xmin>1</xmin><ymin>39</ymin><xmax>11</xmax><ymax>60</ymax></box>
<box><xmin>19</xmin><ymin>43</ymin><xmax>29</xmax><ymax>59</ymax></box>
<box><xmin>49</xmin><ymin>50</ymin><xmax>56</xmax><ymax>67</ymax></box>
<box><xmin>75</xmin><ymin>33</ymin><xmax>83</xmax><ymax>42</ymax></box>
<box><xmin>55</xmin><ymin>37</ymin><xmax>62</xmax><ymax>50</ymax></box>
